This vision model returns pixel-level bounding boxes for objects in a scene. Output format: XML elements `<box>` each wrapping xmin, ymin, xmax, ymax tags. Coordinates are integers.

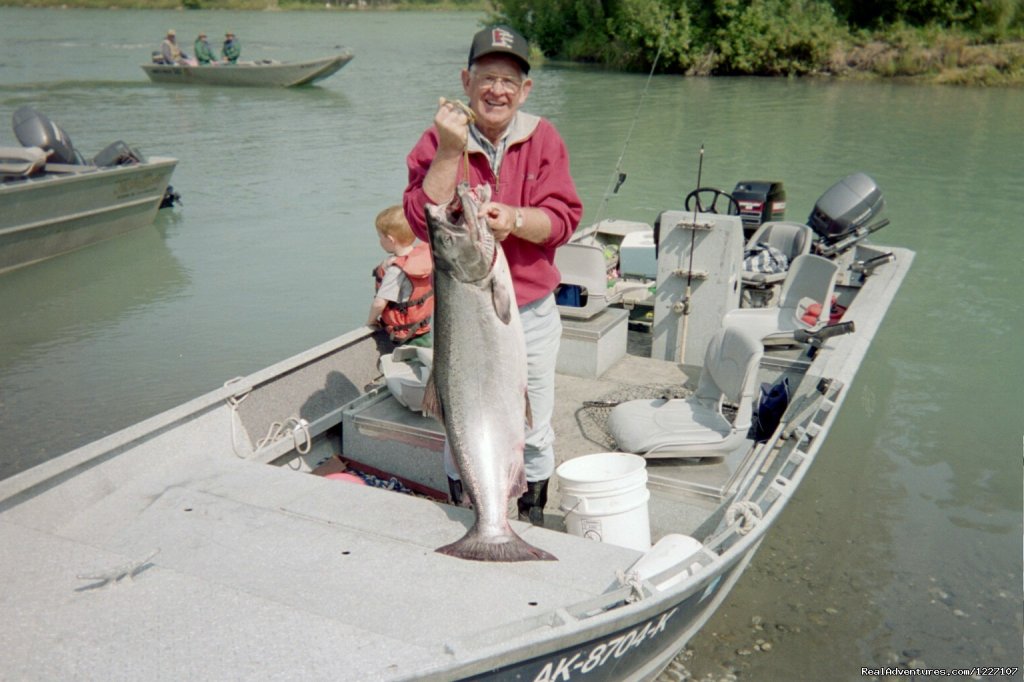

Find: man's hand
<box><xmin>480</xmin><ymin>202</ymin><xmax>516</xmax><ymax>242</ymax></box>
<box><xmin>434</xmin><ymin>97</ymin><xmax>473</xmax><ymax>156</ymax></box>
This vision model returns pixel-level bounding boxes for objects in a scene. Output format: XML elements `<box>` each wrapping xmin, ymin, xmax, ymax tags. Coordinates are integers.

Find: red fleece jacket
<box><xmin>404</xmin><ymin>114</ymin><xmax>583</xmax><ymax>307</ymax></box>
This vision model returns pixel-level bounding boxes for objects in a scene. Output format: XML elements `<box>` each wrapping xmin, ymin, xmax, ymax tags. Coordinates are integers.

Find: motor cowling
<box><xmin>807</xmin><ymin>172</ymin><xmax>885</xmax><ymax>241</ymax></box>
<box><xmin>12</xmin><ymin>106</ymin><xmax>84</xmax><ymax>165</ymax></box>
<box><xmin>733</xmin><ymin>180</ymin><xmax>786</xmax><ymax>240</ymax></box>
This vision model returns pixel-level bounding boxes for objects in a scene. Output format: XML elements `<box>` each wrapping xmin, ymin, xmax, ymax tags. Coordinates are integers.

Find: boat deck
<box><xmin>0</xmin><ymin>411</ymin><xmax>643</xmax><ymax>680</ymax></box>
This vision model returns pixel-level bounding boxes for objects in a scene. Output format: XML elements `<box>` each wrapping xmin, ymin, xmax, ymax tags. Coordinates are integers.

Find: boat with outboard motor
<box><xmin>0</xmin><ymin>107</ymin><xmax>178</xmax><ymax>275</ymax></box>
<box><xmin>141</xmin><ymin>52</ymin><xmax>354</xmax><ymax>88</ymax></box>
<box><xmin>0</xmin><ymin>172</ymin><xmax>911</xmax><ymax>680</ymax></box>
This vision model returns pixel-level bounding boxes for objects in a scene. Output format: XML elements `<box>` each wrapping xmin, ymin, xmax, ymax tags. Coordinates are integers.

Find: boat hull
<box><xmin>141</xmin><ymin>54</ymin><xmax>353</xmax><ymax>87</ymax></box>
<box><xmin>0</xmin><ymin>157</ymin><xmax>177</xmax><ymax>274</ymax></box>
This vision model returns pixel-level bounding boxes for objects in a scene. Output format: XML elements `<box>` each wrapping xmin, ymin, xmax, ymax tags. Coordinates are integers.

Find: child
<box><xmin>367</xmin><ymin>206</ymin><xmax>433</xmax><ymax>346</ymax></box>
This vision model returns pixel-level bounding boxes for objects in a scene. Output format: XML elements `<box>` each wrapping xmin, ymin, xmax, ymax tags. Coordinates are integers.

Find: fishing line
<box><xmin>592</xmin><ymin>33</ymin><xmax>666</xmax><ymax>226</ymax></box>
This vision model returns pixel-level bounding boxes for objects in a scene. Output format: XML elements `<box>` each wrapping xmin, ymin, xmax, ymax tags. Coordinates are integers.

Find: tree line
<box><xmin>488</xmin><ymin>0</ymin><xmax>1024</xmax><ymax>77</ymax></box>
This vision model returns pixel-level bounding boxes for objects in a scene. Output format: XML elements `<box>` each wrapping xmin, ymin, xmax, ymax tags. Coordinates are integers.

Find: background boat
<box><xmin>1</xmin><ymin>107</ymin><xmax>177</xmax><ymax>274</ymax></box>
<box><xmin>141</xmin><ymin>53</ymin><xmax>353</xmax><ymax>87</ymax></box>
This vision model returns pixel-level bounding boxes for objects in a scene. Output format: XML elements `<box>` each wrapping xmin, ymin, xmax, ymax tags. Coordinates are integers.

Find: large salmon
<box><xmin>423</xmin><ymin>183</ymin><xmax>556</xmax><ymax>562</ymax></box>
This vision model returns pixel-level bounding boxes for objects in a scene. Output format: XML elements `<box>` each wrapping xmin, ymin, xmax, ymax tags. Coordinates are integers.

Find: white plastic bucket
<box><xmin>557</xmin><ymin>453</ymin><xmax>651</xmax><ymax>552</ymax></box>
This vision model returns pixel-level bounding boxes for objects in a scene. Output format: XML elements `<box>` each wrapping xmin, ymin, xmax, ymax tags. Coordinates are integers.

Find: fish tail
<box><xmin>436</xmin><ymin>524</ymin><xmax>556</xmax><ymax>562</ymax></box>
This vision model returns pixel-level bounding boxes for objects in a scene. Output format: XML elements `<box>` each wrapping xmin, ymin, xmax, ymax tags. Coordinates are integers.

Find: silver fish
<box><xmin>423</xmin><ymin>183</ymin><xmax>556</xmax><ymax>562</ymax></box>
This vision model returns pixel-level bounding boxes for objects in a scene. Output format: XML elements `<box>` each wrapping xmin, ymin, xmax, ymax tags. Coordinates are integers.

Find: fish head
<box><xmin>425</xmin><ymin>183</ymin><xmax>496</xmax><ymax>283</ymax></box>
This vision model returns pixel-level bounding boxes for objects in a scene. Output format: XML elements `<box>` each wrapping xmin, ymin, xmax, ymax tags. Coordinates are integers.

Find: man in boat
<box><xmin>367</xmin><ymin>205</ymin><xmax>434</xmax><ymax>347</ymax></box>
<box><xmin>222</xmin><ymin>32</ymin><xmax>241</xmax><ymax>64</ymax></box>
<box><xmin>194</xmin><ymin>32</ymin><xmax>218</xmax><ymax>65</ymax></box>
<box><xmin>403</xmin><ymin>25</ymin><xmax>583</xmax><ymax>525</ymax></box>
<box><xmin>160</xmin><ymin>29</ymin><xmax>191</xmax><ymax>66</ymax></box>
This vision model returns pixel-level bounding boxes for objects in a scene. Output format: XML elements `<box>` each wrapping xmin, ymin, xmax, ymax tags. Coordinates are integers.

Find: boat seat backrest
<box><xmin>554</xmin><ymin>242</ymin><xmax>610</xmax><ymax>319</ymax></box>
<box><xmin>746</xmin><ymin>221</ymin><xmax>813</xmax><ymax>262</ymax></box>
<box><xmin>777</xmin><ymin>254</ymin><xmax>840</xmax><ymax>312</ymax></box>
<box><xmin>606</xmin><ymin>326</ymin><xmax>763</xmax><ymax>459</ymax></box>
<box><xmin>695</xmin><ymin>327</ymin><xmax>764</xmax><ymax>411</ymax></box>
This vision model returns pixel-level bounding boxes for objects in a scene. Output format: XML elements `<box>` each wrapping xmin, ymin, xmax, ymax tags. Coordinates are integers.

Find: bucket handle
<box><xmin>559</xmin><ymin>497</ymin><xmax>588</xmax><ymax>515</ymax></box>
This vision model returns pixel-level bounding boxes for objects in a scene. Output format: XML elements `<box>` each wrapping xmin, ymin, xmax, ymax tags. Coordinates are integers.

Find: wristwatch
<box><xmin>513</xmin><ymin>209</ymin><xmax>524</xmax><ymax>233</ymax></box>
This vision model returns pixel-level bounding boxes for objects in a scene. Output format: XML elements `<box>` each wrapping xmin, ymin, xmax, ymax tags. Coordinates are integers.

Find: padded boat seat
<box><xmin>554</xmin><ymin>242</ymin><xmax>618</xmax><ymax>319</ymax></box>
<box><xmin>726</xmin><ymin>253</ymin><xmax>839</xmax><ymax>344</ymax></box>
<box><xmin>0</xmin><ymin>146</ymin><xmax>47</xmax><ymax>177</ymax></box>
<box><xmin>608</xmin><ymin>327</ymin><xmax>763</xmax><ymax>459</ymax></box>
<box><xmin>742</xmin><ymin>221</ymin><xmax>814</xmax><ymax>288</ymax></box>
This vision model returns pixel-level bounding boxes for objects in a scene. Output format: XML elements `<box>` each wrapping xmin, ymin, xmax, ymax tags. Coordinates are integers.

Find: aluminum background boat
<box><xmin>0</xmin><ymin>156</ymin><xmax>177</xmax><ymax>274</ymax></box>
<box><xmin>141</xmin><ymin>53</ymin><xmax>353</xmax><ymax>88</ymax></box>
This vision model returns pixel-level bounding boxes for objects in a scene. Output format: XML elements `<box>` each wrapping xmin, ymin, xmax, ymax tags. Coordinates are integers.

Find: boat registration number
<box><xmin>531</xmin><ymin>608</ymin><xmax>679</xmax><ymax>682</ymax></box>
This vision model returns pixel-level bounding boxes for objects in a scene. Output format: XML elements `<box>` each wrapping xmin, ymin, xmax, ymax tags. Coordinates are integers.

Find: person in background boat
<box><xmin>222</xmin><ymin>32</ymin><xmax>241</xmax><ymax>64</ymax></box>
<box><xmin>367</xmin><ymin>205</ymin><xmax>434</xmax><ymax>348</ymax></box>
<box><xmin>160</xmin><ymin>29</ymin><xmax>192</xmax><ymax>66</ymax></box>
<box><xmin>403</xmin><ymin>25</ymin><xmax>582</xmax><ymax>526</ymax></box>
<box><xmin>194</xmin><ymin>32</ymin><xmax>218</xmax><ymax>65</ymax></box>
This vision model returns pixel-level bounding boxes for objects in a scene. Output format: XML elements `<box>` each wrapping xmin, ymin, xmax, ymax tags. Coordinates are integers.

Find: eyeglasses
<box><xmin>473</xmin><ymin>71</ymin><xmax>523</xmax><ymax>94</ymax></box>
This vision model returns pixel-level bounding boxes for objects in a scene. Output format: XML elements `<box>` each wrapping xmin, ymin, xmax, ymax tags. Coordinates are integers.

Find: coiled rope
<box><xmin>224</xmin><ymin>377</ymin><xmax>311</xmax><ymax>458</ymax></box>
<box><xmin>725</xmin><ymin>500</ymin><xmax>763</xmax><ymax>535</ymax></box>
<box><xmin>616</xmin><ymin>569</ymin><xmax>647</xmax><ymax>603</ymax></box>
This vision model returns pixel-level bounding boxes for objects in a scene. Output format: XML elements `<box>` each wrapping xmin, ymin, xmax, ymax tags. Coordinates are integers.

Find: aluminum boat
<box><xmin>0</xmin><ymin>174</ymin><xmax>911</xmax><ymax>680</ymax></box>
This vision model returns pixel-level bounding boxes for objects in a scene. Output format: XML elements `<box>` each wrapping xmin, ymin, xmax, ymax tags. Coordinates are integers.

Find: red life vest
<box><xmin>374</xmin><ymin>242</ymin><xmax>434</xmax><ymax>342</ymax></box>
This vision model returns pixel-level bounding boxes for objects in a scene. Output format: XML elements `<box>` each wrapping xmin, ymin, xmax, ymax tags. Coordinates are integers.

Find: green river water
<box><xmin>1</xmin><ymin>7</ymin><xmax>1021</xmax><ymax>680</ymax></box>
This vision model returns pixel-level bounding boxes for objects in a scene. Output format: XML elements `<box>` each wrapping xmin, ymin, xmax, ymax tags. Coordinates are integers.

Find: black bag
<box><xmin>749</xmin><ymin>377</ymin><xmax>790</xmax><ymax>443</ymax></box>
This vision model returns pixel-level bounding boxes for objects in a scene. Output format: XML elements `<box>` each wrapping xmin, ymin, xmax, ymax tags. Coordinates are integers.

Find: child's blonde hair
<box><xmin>375</xmin><ymin>205</ymin><xmax>415</xmax><ymax>247</ymax></box>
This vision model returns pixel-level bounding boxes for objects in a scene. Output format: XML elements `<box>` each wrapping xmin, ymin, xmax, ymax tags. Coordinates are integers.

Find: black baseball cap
<box><xmin>468</xmin><ymin>25</ymin><xmax>530</xmax><ymax>74</ymax></box>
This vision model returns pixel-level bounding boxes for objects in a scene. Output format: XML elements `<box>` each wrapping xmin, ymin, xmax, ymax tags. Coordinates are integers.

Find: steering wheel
<box><xmin>684</xmin><ymin>187</ymin><xmax>741</xmax><ymax>215</ymax></box>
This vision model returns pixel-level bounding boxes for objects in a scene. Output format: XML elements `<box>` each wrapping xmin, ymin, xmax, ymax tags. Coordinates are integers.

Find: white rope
<box><xmin>725</xmin><ymin>500</ymin><xmax>763</xmax><ymax>535</ymax></box>
<box><xmin>255</xmin><ymin>418</ymin><xmax>311</xmax><ymax>455</ymax></box>
<box><xmin>615</xmin><ymin>569</ymin><xmax>647</xmax><ymax>603</ymax></box>
<box><xmin>223</xmin><ymin>377</ymin><xmax>311</xmax><ymax>457</ymax></box>
<box><xmin>224</xmin><ymin>377</ymin><xmax>252</xmax><ymax>459</ymax></box>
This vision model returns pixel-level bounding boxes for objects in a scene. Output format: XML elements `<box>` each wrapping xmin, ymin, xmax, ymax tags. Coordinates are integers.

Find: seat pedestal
<box><xmin>557</xmin><ymin>308</ymin><xmax>628</xmax><ymax>379</ymax></box>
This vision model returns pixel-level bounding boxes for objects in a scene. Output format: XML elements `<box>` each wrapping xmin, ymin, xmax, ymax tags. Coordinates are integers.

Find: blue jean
<box><xmin>444</xmin><ymin>293</ymin><xmax>562</xmax><ymax>483</ymax></box>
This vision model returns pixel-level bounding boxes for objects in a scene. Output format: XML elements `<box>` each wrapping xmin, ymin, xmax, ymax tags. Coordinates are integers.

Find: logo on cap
<box><xmin>491</xmin><ymin>27</ymin><xmax>515</xmax><ymax>49</ymax></box>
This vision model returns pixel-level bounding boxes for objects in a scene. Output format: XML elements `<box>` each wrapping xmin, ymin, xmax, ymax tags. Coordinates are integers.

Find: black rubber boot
<box><xmin>517</xmin><ymin>478</ymin><xmax>549</xmax><ymax>527</ymax></box>
<box><xmin>447</xmin><ymin>477</ymin><xmax>464</xmax><ymax>506</ymax></box>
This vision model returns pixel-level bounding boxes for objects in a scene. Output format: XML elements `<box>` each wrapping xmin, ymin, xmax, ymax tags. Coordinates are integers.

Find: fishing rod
<box><xmin>677</xmin><ymin>144</ymin><xmax>703</xmax><ymax>364</ymax></box>
<box><xmin>591</xmin><ymin>35</ymin><xmax>665</xmax><ymax>227</ymax></box>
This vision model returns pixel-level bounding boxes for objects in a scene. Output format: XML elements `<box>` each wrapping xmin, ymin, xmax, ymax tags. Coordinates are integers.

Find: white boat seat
<box><xmin>554</xmin><ymin>242</ymin><xmax>618</xmax><ymax>319</ymax></box>
<box><xmin>0</xmin><ymin>146</ymin><xmax>47</xmax><ymax>177</ymax></box>
<box><xmin>379</xmin><ymin>346</ymin><xmax>433</xmax><ymax>414</ymax></box>
<box><xmin>726</xmin><ymin>254</ymin><xmax>839</xmax><ymax>344</ymax></box>
<box><xmin>608</xmin><ymin>327</ymin><xmax>763</xmax><ymax>459</ymax></box>
<box><xmin>742</xmin><ymin>221</ymin><xmax>814</xmax><ymax>287</ymax></box>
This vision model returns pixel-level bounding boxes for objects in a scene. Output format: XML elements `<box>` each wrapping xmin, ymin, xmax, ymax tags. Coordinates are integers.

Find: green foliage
<box><xmin>490</xmin><ymin>0</ymin><xmax>1022</xmax><ymax>80</ymax></box>
<box><xmin>606</xmin><ymin>0</ymin><xmax>697</xmax><ymax>71</ymax></box>
<box><xmin>492</xmin><ymin>0</ymin><xmax>845</xmax><ymax>74</ymax></box>
<box><xmin>709</xmin><ymin>0</ymin><xmax>845</xmax><ymax>74</ymax></box>
<box><xmin>833</xmin><ymin>0</ymin><xmax>1023</xmax><ymax>34</ymax></box>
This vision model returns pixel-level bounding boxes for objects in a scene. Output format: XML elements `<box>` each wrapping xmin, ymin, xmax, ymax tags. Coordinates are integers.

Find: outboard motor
<box><xmin>808</xmin><ymin>172</ymin><xmax>885</xmax><ymax>241</ymax></box>
<box><xmin>92</xmin><ymin>140</ymin><xmax>146</xmax><ymax>167</ymax></box>
<box><xmin>12</xmin><ymin>106</ymin><xmax>85</xmax><ymax>165</ymax></box>
<box><xmin>808</xmin><ymin>172</ymin><xmax>888</xmax><ymax>257</ymax></box>
<box><xmin>732</xmin><ymin>180</ymin><xmax>786</xmax><ymax>239</ymax></box>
